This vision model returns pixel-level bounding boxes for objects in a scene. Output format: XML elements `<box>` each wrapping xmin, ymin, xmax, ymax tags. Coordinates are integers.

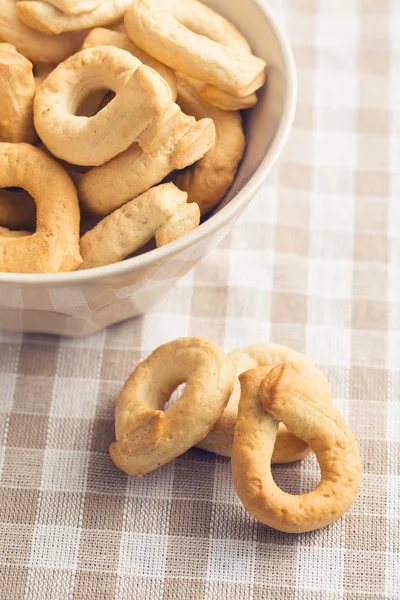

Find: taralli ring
<box><xmin>232</xmin><ymin>364</ymin><xmax>362</xmax><ymax>533</ymax></box>
<box><xmin>82</xmin><ymin>27</ymin><xmax>177</xmax><ymax>100</ymax></box>
<box><xmin>78</xmin><ymin>109</ymin><xmax>215</xmax><ymax>215</ymax></box>
<box><xmin>197</xmin><ymin>343</ymin><xmax>333</xmax><ymax>463</ymax></box>
<box><xmin>0</xmin><ymin>0</ymin><xmax>86</xmax><ymax>64</ymax></box>
<box><xmin>125</xmin><ymin>0</ymin><xmax>266</xmax><ymax>97</ymax></box>
<box><xmin>34</xmin><ymin>46</ymin><xmax>172</xmax><ymax>166</ymax></box>
<box><xmin>110</xmin><ymin>337</ymin><xmax>235</xmax><ymax>476</ymax></box>
<box><xmin>17</xmin><ymin>0</ymin><xmax>131</xmax><ymax>35</ymax></box>
<box><xmin>174</xmin><ymin>74</ymin><xmax>245</xmax><ymax>215</ymax></box>
<box><xmin>0</xmin><ymin>44</ymin><xmax>36</xmax><ymax>144</ymax></box>
<box><xmin>0</xmin><ymin>143</ymin><xmax>81</xmax><ymax>273</ymax></box>
<box><xmin>78</xmin><ymin>183</ymin><xmax>199</xmax><ymax>270</ymax></box>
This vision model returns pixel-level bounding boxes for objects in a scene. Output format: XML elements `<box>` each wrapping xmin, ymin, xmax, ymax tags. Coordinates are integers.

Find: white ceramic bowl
<box><xmin>0</xmin><ymin>0</ymin><xmax>296</xmax><ymax>337</ymax></box>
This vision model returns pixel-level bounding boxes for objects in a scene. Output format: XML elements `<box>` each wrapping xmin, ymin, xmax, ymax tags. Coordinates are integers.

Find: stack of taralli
<box><xmin>0</xmin><ymin>0</ymin><xmax>266</xmax><ymax>273</ymax></box>
<box><xmin>111</xmin><ymin>338</ymin><xmax>362</xmax><ymax>534</ymax></box>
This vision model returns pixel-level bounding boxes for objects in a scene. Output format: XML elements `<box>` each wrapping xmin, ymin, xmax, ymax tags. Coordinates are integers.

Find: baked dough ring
<box><xmin>125</xmin><ymin>0</ymin><xmax>266</xmax><ymax>97</ymax></box>
<box><xmin>0</xmin><ymin>0</ymin><xmax>85</xmax><ymax>64</ymax></box>
<box><xmin>110</xmin><ymin>337</ymin><xmax>235</xmax><ymax>476</ymax></box>
<box><xmin>232</xmin><ymin>364</ymin><xmax>362</xmax><ymax>533</ymax></box>
<box><xmin>17</xmin><ymin>0</ymin><xmax>131</xmax><ymax>34</ymax></box>
<box><xmin>0</xmin><ymin>188</ymin><xmax>36</xmax><ymax>230</ymax></box>
<box><xmin>0</xmin><ymin>44</ymin><xmax>36</xmax><ymax>143</ymax></box>
<box><xmin>44</xmin><ymin>0</ymin><xmax>102</xmax><ymax>16</ymax></box>
<box><xmin>34</xmin><ymin>46</ymin><xmax>172</xmax><ymax>166</ymax></box>
<box><xmin>79</xmin><ymin>183</ymin><xmax>199</xmax><ymax>270</ymax></box>
<box><xmin>174</xmin><ymin>74</ymin><xmax>245</xmax><ymax>215</ymax></box>
<box><xmin>78</xmin><ymin>109</ymin><xmax>215</xmax><ymax>215</ymax></box>
<box><xmin>197</xmin><ymin>344</ymin><xmax>333</xmax><ymax>463</ymax></box>
<box><xmin>0</xmin><ymin>143</ymin><xmax>81</xmax><ymax>273</ymax></box>
<box><xmin>82</xmin><ymin>27</ymin><xmax>177</xmax><ymax>100</ymax></box>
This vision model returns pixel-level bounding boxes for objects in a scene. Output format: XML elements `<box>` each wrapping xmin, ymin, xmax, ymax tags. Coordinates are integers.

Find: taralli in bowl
<box><xmin>231</xmin><ymin>364</ymin><xmax>362</xmax><ymax>533</ymax></box>
<box><xmin>79</xmin><ymin>183</ymin><xmax>199</xmax><ymax>270</ymax></box>
<box><xmin>0</xmin><ymin>143</ymin><xmax>81</xmax><ymax>273</ymax></box>
<box><xmin>197</xmin><ymin>343</ymin><xmax>333</xmax><ymax>463</ymax></box>
<box><xmin>17</xmin><ymin>0</ymin><xmax>131</xmax><ymax>35</ymax></box>
<box><xmin>174</xmin><ymin>74</ymin><xmax>246</xmax><ymax>215</ymax></box>
<box><xmin>110</xmin><ymin>337</ymin><xmax>235</xmax><ymax>476</ymax></box>
<box><xmin>78</xmin><ymin>108</ymin><xmax>216</xmax><ymax>215</ymax></box>
<box><xmin>0</xmin><ymin>0</ymin><xmax>86</xmax><ymax>64</ymax></box>
<box><xmin>0</xmin><ymin>43</ymin><xmax>36</xmax><ymax>144</ymax></box>
<box><xmin>125</xmin><ymin>0</ymin><xmax>266</xmax><ymax>97</ymax></box>
<box><xmin>34</xmin><ymin>46</ymin><xmax>172</xmax><ymax>166</ymax></box>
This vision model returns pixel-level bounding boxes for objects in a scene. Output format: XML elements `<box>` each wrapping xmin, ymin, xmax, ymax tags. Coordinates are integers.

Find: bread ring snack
<box><xmin>197</xmin><ymin>343</ymin><xmax>333</xmax><ymax>463</ymax></box>
<box><xmin>17</xmin><ymin>0</ymin><xmax>131</xmax><ymax>35</ymax></box>
<box><xmin>78</xmin><ymin>109</ymin><xmax>215</xmax><ymax>215</ymax></box>
<box><xmin>82</xmin><ymin>27</ymin><xmax>177</xmax><ymax>100</ymax></box>
<box><xmin>0</xmin><ymin>0</ymin><xmax>85</xmax><ymax>64</ymax></box>
<box><xmin>79</xmin><ymin>183</ymin><xmax>199</xmax><ymax>270</ymax></box>
<box><xmin>200</xmin><ymin>85</ymin><xmax>257</xmax><ymax>112</ymax></box>
<box><xmin>125</xmin><ymin>0</ymin><xmax>266</xmax><ymax>97</ymax></box>
<box><xmin>0</xmin><ymin>44</ymin><xmax>36</xmax><ymax>144</ymax></box>
<box><xmin>0</xmin><ymin>144</ymin><xmax>81</xmax><ymax>273</ymax></box>
<box><xmin>0</xmin><ymin>188</ymin><xmax>36</xmax><ymax>231</ymax></box>
<box><xmin>174</xmin><ymin>74</ymin><xmax>245</xmax><ymax>215</ymax></box>
<box><xmin>110</xmin><ymin>337</ymin><xmax>235</xmax><ymax>476</ymax></box>
<box><xmin>232</xmin><ymin>364</ymin><xmax>362</xmax><ymax>533</ymax></box>
<box><xmin>44</xmin><ymin>0</ymin><xmax>102</xmax><ymax>16</ymax></box>
<box><xmin>34</xmin><ymin>46</ymin><xmax>172</xmax><ymax>166</ymax></box>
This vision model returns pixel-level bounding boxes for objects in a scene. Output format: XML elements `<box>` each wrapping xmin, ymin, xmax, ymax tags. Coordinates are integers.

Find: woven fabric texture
<box><xmin>0</xmin><ymin>0</ymin><xmax>399</xmax><ymax>598</ymax></box>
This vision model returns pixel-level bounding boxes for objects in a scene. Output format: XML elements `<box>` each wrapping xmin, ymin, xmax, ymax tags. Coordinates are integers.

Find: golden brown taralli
<box><xmin>17</xmin><ymin>0</ymin><xmax>131</xmax><ymax>35</ymax></box>
<box><xmin>174</xmin><ymin>74</ymin><xmax>245</xmax><ymax>215</ymax></box>
<box><xmin>0</xmin><ymin>44</ymin><xmax>36</xmax><ymax>144</ymax></box>
<box><xmin>79</xmin><ymin>183</ymin><xmax>199</xmax><ymax>270</ymax></box>
<box><xmin>78</xmin><ymin>109</ymin><xmax>215</xmax><ymax>215</ymax></box>
<box><xmin>0</xmin><ymin>144</ymin><xmax>81</xmax><ymax>273</ymax></box>
<box><xmin>0</xmin><ymin>0</ymin><xmax>85</xmax><ymax>64</ymax></box>
<box><xmin>125</xmin><ymin>0</ymin><xmax>266</xmax><ymax>96</ymax></box>
<box><xmin>197</xmin><ymin>343</ymin><xmax>333</xmax><ymax>463</ymax></box>
<box><xmin>34</xmin><ymin>46</ymin><xmax>172</xmax><ymax>166</ymax></box>
<box><xmin>110</xmin><ymin>337</ymin><xmax>235</xmax><ymax>476</ymax></box>
<box><xmin>231</xmin><ymin>364</ymin><xmax>362</xmax><ymax>533</ymax></box>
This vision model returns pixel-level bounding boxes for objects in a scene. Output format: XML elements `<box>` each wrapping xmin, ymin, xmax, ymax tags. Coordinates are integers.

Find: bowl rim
<box><xmin>0</xmin><ymin>0</ymin><xmax>297</xmax><ymax>286</ymax></box>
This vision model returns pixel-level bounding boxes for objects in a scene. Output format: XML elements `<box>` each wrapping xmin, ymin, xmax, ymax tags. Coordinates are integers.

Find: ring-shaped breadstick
<box><xmin>0</xmin><ymin>44</ymin><xmax>36</xmax><ymax>143</ymax></box>
<box><xmin>174</xmin><ymin>74</ymin><xmax>245</xmax><ymax>215</ymax></box>
<box><xmin>110</xmin><ymin>337</ymin><xmax>235</xmax><ymax>476</ymax></box>
<box><xmin>78</xmin><ymin>183</ymin><xmax>199</xmax><ymax>270</ymax></box>
<box><xmin>44</xmin><ymin>0</ymin><xmax>102</xmax><ymax>16</ymax></box>
<box><xmin>34</xmin><ymin>46</ymin><xmax>171</xmax><ymax>166</ymax></box>
<box><xmin>0</xmin><ymin>0</ymin><xmax>86</xmax><ymax>64</ymax></box>
<box><xmin>82</xmin><ymin>27</ymin><xmax>177</xmax><ymax>100</ymax></box>
<box><xmin>125</xmin><ymin>0</ymin><xmax>266</xmax><ymax>97</ymax></box>
<box><xmin>78</xmin><ymin>110</ymin><xmax>215</xmax><ymax>215</ymax></box>
<box><xmin>0</xmin><ymin>143</ymin><xmax>81</xmax><ymax>273</ymax></box>
<box><xmin>17</xmin><ymin>0</ymin><xmax>131</xmax><ymax>35</ymax></box>
<box><xmin>200</xmin><ymin>85</ymin><xmax>258</xmax><ymax>112</ymax></box>
<box><xmin>232</xmin><ymin>364</ymin><xmax>362</xmax><ymax>533</ymax></box>
<box><xmin>0</xmin><ymin>188</ymin><xmax>36</xmax><ymax>231</ymax></box>
<box><xmin>197</xmin><ymin>344</ymin><xmax>333</xmax><ymax>463</ymax></box>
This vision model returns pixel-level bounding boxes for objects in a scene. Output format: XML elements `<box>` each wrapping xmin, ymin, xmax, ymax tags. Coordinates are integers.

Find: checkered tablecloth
<box><xmin>1</xmin><ymin>0</ymin><xmax>399</xmax><ymax>598</ymax></box>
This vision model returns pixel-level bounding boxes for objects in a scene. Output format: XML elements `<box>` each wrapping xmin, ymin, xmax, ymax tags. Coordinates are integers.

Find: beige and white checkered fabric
<box><xmin>1</xmin><ymin>0</ymin><xmax>399</xmax><ymax>598</ymax></box>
